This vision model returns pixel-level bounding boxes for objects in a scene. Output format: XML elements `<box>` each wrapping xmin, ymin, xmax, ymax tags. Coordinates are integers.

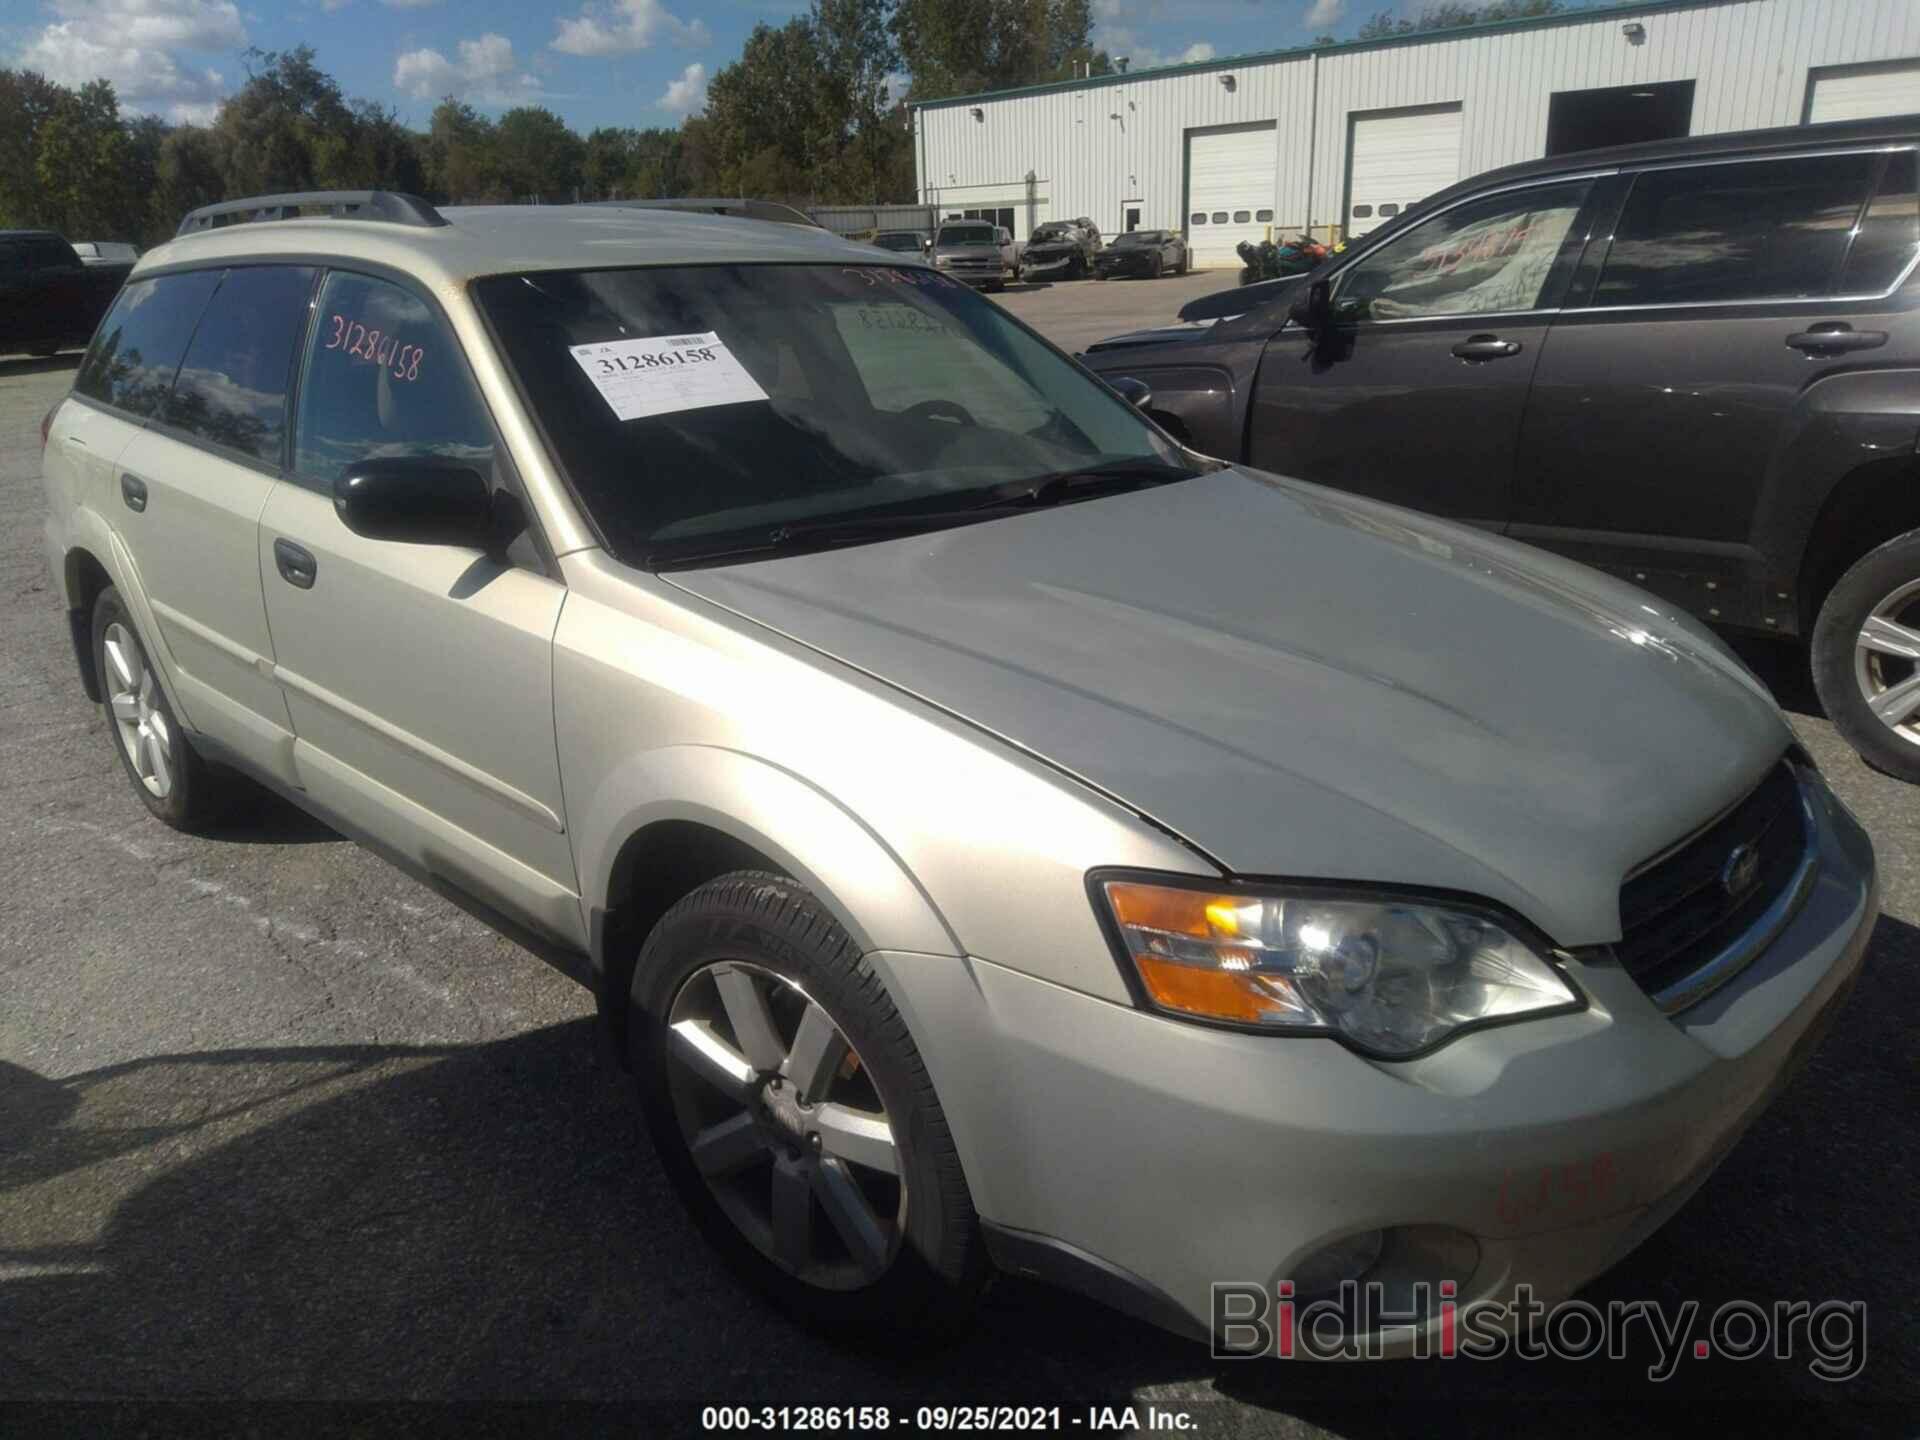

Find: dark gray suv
<box><xmin>1085</xmin><ymin>116</ymin><xmax>1920</xmax><ymax>782</ymax></box>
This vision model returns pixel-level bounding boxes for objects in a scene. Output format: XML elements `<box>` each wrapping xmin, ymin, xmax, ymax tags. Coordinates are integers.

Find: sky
<box><xmin>0</xmin><ymin>0</ymin><xmax>1432</xmax><ymax>133</ymax></box>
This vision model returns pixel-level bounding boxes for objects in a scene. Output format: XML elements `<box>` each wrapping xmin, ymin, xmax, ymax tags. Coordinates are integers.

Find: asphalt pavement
<box><xmin>2</xmin><ymin>284</ymin><xmax>1916</xmax><ymax>1437</ymax></box>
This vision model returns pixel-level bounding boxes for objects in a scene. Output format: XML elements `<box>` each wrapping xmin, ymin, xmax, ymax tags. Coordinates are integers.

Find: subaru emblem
<box><xmin>1721</xmin><ymin>841</ymin><xmax>1761</xmax><ymax>900</ymax></box>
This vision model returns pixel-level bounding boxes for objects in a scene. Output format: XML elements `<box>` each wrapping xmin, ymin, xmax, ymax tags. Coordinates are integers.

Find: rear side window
<box><xmin>1594</xmin><ymin>153</ymin><xmax>1879</xmax><ymax>307</ymax></box>
<box><xmin>25</xmin><ymin>237</ymin><xmax>74</xmax><ymax>269</ymax></box>
<box><xmin>1840</xmin><ymin>150</ymin><xmax>1920</xmax><ymax>295</ymax></box>
<box><xmin>163</xmin><ymin>265</ymin><xmax>316</xmax><ymax>463</ymax></box>
<box><xmin>292</xmin><ymin>270</ymin><xmax>493</xmax><ymax>489</ymax></box>
<box><xmin>73</xmin><ymin>271</ymin><xmax>220</xmax><ymax>418</ymax></box>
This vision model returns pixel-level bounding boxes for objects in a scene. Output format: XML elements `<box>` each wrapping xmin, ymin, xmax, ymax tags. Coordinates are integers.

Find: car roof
<box><xmin>1422</xmin><ymin>113</ymin><xmax>1920</xmax><ymax>210</ymax></box>
<box><xmin>130</xmin><ymin>203</ymin><xmax>902</xmax><ymax>289</ymax></box>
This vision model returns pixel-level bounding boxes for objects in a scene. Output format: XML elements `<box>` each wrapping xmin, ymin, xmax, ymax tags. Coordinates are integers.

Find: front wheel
<box><xmin>1149</xmin><ymin>253</ymin><xmax>1163</xmax><ymax>279</ymax></box>
<box><xmin>629</xmin><ymin>872</ymin><xmax>989</xmax><ymax>1339</ymax></box>
<box><xmin>1811</xmin><ymin>530</ymin><xmax>1920</xmax><ymax>783</ymax></box>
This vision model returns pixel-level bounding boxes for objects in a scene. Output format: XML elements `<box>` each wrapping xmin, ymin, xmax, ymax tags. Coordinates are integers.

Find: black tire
<box><xmin>1150</xmin><ymin>253</ymin><xmax>1163</xmax><ymax>279</ymax></box>
<box><xmin>1811</xmin><ymin>530</ymin><xmax>1920</xmax><ymax>783</ymax></box>
<box><xmin>90</xmin><ymin>587</ymin><xmax>247</xmax><ymax>829</ymax></box>
<box><xmin>629</xmin><ymin>871</ymin><xmax>989</xmax><ymax>1341</ymax></box>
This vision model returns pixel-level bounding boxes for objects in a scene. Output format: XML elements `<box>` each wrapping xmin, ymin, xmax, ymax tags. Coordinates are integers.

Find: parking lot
<box><xmin>2</xmin><ymin>271</ymin><xmax>1916</xmax><ymax>1433</ymax></box>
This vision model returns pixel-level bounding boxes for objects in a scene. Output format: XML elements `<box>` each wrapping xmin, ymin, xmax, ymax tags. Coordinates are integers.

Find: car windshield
<box><xmin>1114</xmin><ymin>232</ymin><xmax>1162</xmax><ymax>246</ymax></box>
<box><xmin>873</xmin><ymin>233</ymin><xmax>921</xmax><ymax>251</ymax></box>
<box><xmin>937</xmin><ymin>226</ymin><xmax>995</xmax><ymax>247</ymax></box>
<box><xmin>1031</xmin><ymin>225</ymin><xmax>1073</xmax><ymax>241</ymax></box>
<box><xmin>474</xmin><ymin>263</ymin><xmax>1193</xmax><ymax>568</ymax></box>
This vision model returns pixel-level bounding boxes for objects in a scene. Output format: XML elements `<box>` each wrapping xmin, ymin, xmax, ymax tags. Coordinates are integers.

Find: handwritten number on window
<box><xmin>324</xmin><ymin>313</ymin><xmax>422</xmax><ymax>382</ymax></box>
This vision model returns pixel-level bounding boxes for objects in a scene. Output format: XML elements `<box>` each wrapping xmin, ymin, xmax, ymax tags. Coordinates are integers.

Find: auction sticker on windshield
<box><xmin>569</xmin><ymin>332</ymin><xmax>769</xmax><ymax>421</ymax></box>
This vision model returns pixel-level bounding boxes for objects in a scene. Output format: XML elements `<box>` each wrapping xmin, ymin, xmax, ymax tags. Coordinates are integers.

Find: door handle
<box><xmin>273</xmin><ymin>538</ymin><xmax>317</xmax><ymax>590</ymax></box>
<box><xmin>1786</xmin><ymin>323</ymin><xmax>1887</xmax><ymax>355</ymax></box>
<box><xmin>119</xmin><ymin>474</ymin><xmax>147</xmax><ymax>512</ymax></box>
<box><xmin>1451</xmin><ymin>335</ymin><xmax>1523</xmax><ymax>361</ymax></box>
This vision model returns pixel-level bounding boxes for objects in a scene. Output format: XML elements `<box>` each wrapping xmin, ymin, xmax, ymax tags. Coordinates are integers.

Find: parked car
<box><xmin>71</xmin><ymin>240</ymin><xmax>141</xmax><ymax>267</ymax></box>
<box><xmin>41</xmin><ymin>189</ymin><xmax>1876</xmax><ymax>1350</ymax></box>
<box><xmin>871</xmin><ymin>230</ymin><xmax>929</xmax><ymax>256</ymax></box>
<box><xmin>930</xmin><ymin>219</ymin><xmax>1011</xmax><ymax>290</ymax></box>
<box><xmin>1084</xmin><ymin>115</ymin><xmax>1920</xmax><ymax>783</ymax></box>
<box><xmin>1020</xmin><ymin>217</ymin><xmax>1103</xmax><ymax>281</ymax></box>
<box><xmin>1094</xmin><ymin>228</ymin><xmax>1188</xmax><ymax>280</ymax></box>
<box><xmin>1</xmin><ymin>230</ymin><xmax>131</xmax><ymax>357</ymax></box>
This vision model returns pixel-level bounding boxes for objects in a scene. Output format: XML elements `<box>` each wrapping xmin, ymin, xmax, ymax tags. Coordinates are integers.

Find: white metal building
<box><xmin>912</xmin><ymin>0</ymin><xmax>1920</xmax><ymax>267</ymax></box>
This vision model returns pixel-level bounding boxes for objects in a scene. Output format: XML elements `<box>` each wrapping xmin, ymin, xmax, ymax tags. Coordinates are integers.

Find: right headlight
<box><xmin>1095</xmin><ymin>876</ymin><xmax>1581</xmax><ymax>1058</ymax></box>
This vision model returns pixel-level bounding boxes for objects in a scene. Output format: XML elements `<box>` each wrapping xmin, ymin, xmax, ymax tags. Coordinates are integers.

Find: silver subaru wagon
<box><xmin>40</xmin><ymin>191</ymin><xmax>1877</xmax><ymax>1352</ymax></box>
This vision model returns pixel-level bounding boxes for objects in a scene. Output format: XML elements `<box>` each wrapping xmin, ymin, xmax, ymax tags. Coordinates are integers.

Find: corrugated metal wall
<box><xmin>917</xmin><ymin>0</ymin><xmax>1920</xmax><ymax>256</ymax></box>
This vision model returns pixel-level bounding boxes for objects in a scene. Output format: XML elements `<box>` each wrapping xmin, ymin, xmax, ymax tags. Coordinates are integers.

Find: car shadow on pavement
<box><xmin>2</xmin><ymin>920</ymin><xmax>1914</xmax><ymax>1433</ymax></box>
<box><xmin>211</xmin><ymin>787</ymin><xmax>350</xmax><ymax>846</ymax></box>
<box><xmin>1723</xmin><ymin>631</ymin><xmax>1824</xmax><ymax>719</ymax></box>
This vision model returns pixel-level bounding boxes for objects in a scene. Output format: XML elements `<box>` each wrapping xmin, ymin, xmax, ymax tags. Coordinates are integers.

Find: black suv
<box><xmin>1084</xmin><ymin>116</ymin><xmax>1920</xmax><ymax>781</ymax></box>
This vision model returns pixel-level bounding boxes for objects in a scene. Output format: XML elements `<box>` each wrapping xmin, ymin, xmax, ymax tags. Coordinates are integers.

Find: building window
<box><xmin>1233</xmin><ymin>210</ymin><xmax>1251</xmax><ymax>224</ymax></box>
<box><xmin>1256</xmin><ymin>209</ymin><xmax>1273</xmax><ymax>222</ymax></box>
<box><xmin>1191</xmin><ymin>212</ymin><xmax>1207</xmax><ymax>225</ymax></box>
<box><xmin>1351</xmin><ymin>204</ymin><xmax>1373</xmax><ymax>219</ymax></box>
<box><xmin>1211</xmin><ymin>211</ymin><xmax>1228</xmax><ymax>224</ymax></box>
<box><xmin>1379</xmin><ymin>203</ymin><xmax>1400</xmax><ymax>217</ymax></box>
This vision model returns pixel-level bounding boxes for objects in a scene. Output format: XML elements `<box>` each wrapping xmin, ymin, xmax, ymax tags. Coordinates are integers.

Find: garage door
<box><xmin>1807</xmin><ymin>59</ymin><xmax>1920</xmax><ymax>124</ymax></box>
<box><xmin>1346</xmin><ymin>104</ymin><xmax>1463</xmax><ymax>240</ymax></box>
<box><xmin>1185</xmin><ymin>122</ymin><xmax>1277</xmax><ymax>268</ymax></box>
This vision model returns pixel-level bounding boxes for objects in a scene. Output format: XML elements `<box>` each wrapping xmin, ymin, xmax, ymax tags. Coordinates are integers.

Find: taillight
<box><xmin>41</xmin><ymin>401</ymin><xmax>58</xmax><ymax>453</ymax></box>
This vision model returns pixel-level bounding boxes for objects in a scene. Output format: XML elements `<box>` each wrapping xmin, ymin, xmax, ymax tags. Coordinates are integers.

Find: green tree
<box><xmin>892</xmin><ymin>0</ymin><xmax>1108</xmax><ymax>100</ymax></box>
<box><xmin>33</xmin><ymin>79</ymin><xmax>132</xmax><ymax>238</ymax></box>
<box><xmin>494</xmin><ymin>106</ymin><xmax>586</xmax><ymax>201</ymax></box>
<box><xmin>422</xmin><ymin>98</ymin><xmax>503</xmax><ymax>203</ymax></box>
<box><xmin>1357</xmin><ymin>0</ymin><xmax>1563</xmax><ymax>39</ymax></box>
<box><xmin>0</xmin><ymin>69</ymin><xmax>68</xmax><ymax>227</ymax></box>
<box><xmin>583</xmin><ymin>126</ymin><xmax>639</xmax><ymax>198</ymax></box>
<box><xmin>151</xmin><ymin>125</ymin><xmax>224</xmax><ymax>241</ymax></box>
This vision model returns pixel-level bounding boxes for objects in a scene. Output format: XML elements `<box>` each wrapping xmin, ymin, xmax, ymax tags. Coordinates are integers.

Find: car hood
<box><xmin>1084</xmin><ymin>321</ymin><xmax>1220</xmax><ymax>354</ymax></box>
<box><xmin>664</xmin><ymin>470</ymin><xmax>1792</xmax><ymax>944</ymax></box>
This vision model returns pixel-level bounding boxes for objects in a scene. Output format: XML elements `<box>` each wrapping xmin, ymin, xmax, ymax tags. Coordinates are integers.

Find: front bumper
<box><xmin>868</xmin><ymin>770</ymin><xmax>1877</xmax><ymax>1351</ymax></box>
<box><xmin>1022</xmin><ymin>252</ymin><xmax>1080</xmax><ymax>277</ymax></box>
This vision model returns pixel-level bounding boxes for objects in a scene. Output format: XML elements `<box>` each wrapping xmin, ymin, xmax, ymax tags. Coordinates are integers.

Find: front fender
<box><xmin>575</xmin><ymin>743</ymin><xmax>962</xmax><ymax>960</ymax></box>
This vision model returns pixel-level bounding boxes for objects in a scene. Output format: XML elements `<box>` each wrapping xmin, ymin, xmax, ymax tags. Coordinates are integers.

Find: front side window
<box><xmin>163</xmin><ymin>265</ymin><xmax>316</xmax><ymax>462</ymax></box>
<box><xmin>74</xmin><ymin>271</ymin><xmax>221</xmax><ymax>417</ymax></box>
<box><xmin>1593</xmin><ymin>153</ymin><xmax>1878</xmax><ymax>307</ymax></box>
<box><xmin>473</xmin><ymin>263</ymin><xmax>1190</xmax><ymax>567</ymax></box>
<box><xmin>1840</xmin><ymin>150</ymin><xmax>1920</xmax><ymax>295</ymax></box>
<box><xmin>1334</xmin><ymin>180</ymin><xmax>1591</xmax><ymax>322</ymax></box>
<box><xmin>292</xmin><ymin>271</ymin><xmax>493</xmax><ymax>489</ymax></box>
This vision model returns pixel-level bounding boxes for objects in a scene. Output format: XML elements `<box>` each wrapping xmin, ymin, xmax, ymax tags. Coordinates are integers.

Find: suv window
<box><xmin>74</xmin><ymin>271</ymin><xmax>221</xmax><ymax>418</ymax></box>
<box><xmin>24</xmin><ymin>237</ymin><xmax>74</xmax><ymax>269</ymax></box>
<box><xmin>1593</xmin><ymin>153</ymin><xmax>1878</xmax><ymax>307</ymax></box>
<box><xmin>163</xmin><ymin>265</ymin><xmax>316</xmax><ymax>463</ymax></box>
<box><xmin>292</xmin><ymin>270</ymin><xmax>493</xmax><ymax>490</ymax></box>
<box><xmin>1840</xmin><ymin>149</ymin><xmax>1920</xmax><ymax>295</ymax></box>
<box><xmin>1334</xmin><ymin>180</ymin><xmax>1591</xmax><ymax>321</ymax></box>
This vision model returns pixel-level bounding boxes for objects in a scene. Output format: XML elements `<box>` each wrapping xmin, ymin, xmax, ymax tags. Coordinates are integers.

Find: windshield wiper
<box><xmin>970</xmin><ymin>459</ymin><xmax>1194</xmax><ymax>509</ymax></box>
<box><xmin>644</xmin><ymin>463</ymin><xmax>1197</xmax><ymax>570</ymax></box>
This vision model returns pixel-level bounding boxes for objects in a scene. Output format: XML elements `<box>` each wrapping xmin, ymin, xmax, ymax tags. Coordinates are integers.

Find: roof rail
<box><xmin>176</xmin><ymin>190</ymin><xmax>447</xmax><ymax>237</ymax></box>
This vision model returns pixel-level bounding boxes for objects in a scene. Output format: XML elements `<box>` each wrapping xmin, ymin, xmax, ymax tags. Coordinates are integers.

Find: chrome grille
<box><xmin>1615</xmin><ymin>761</ymin><xmax>1813</xmax><ymax>1012</ymax></box>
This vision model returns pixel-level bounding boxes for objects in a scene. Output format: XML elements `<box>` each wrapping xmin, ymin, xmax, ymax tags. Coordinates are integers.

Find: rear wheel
<box><xmin>1811</xmin><ymin>530</ymin><xmax>1920</xmax><ymax>783</ymax></box>
<box><xmin>90</xmin><ymin>587</ymin><xmax>247</xmax><ymax>828</ymax></box>
<box><xmin>1150</xmin><ymin>253</ymin><xmax>1164</xmax><ymax>279</ymax></box>
<box><xmin>629</xmin><ymin>871</ymin><xmax>988</xmax><ymax>1339</ymax></box>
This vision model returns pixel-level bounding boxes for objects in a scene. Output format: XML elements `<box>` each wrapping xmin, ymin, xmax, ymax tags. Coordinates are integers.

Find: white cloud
<box><xmin>550</xmin><ymin>0</ymin><xmax>709</xmax><ymax>57</ymax></box>
<box><xmin>1304</xmin><ymin>0</ymin><xmax>1347</xmax><ymax>29</ymax></box>
<box><xmin>394</xmin><ymin>32</ymin><xmax>540</xmax><ymax>104</ymax></box>
<box><xmin>1099</xmin><ymin>28</ymin><xmax>1217</xmax><ymax>73</ymax></box>
<box><xmin>17</xmin><ymin>0</ymin><xmax>244</xmax><ymax>123</ymax></box>
<box><xmin>656</xmin><ymin>60</ymin><xmax>706</xmax><ymax>115</ymax></box>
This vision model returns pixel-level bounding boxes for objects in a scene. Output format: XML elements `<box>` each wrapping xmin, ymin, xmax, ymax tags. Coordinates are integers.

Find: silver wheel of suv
<box><xmin>103</xmin><ymin>621</ymin><xmax>174</xmax><ymax>798</ymax></box>
<box><xmin>1851</xmin><ymin>577</ymin><xmax>1920</xmax><ymax>747</ymax></box>
<box><xmin>665</xmin><ymin>960</ymin><xmax>906</xmax><ymax>1291</ymax></box>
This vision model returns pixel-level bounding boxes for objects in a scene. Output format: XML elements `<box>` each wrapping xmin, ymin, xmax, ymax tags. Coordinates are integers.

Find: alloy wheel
<box><xmin>103</xmin><ymin>621</ymin><xmax>173</xmax><ymax>798</ymax></box>
<box><xmin>665</xmin><ymin>960</ymin><xmax>906</xmax><ymax>1290</ymax></box>
<box><xmin>1852</xmin><ymin>577</ymin><xmax>1920</xmax><ymax>748</ymax></box>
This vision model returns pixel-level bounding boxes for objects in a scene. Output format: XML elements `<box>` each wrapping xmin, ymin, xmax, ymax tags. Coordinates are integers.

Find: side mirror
<box><xmin>1288</xmin><ymin>278</ymin><xmax>1331</xmax><ymax>339</ymax></box>
<box><xmin>334</xmin><ymin>457</ymin><xmax>495</xmax><ymax>549</ymax></box>
<box><xmin>1108</xmin><ymin>375</ymin><xmax>1153</xmax><ymax>412</ymax></box>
